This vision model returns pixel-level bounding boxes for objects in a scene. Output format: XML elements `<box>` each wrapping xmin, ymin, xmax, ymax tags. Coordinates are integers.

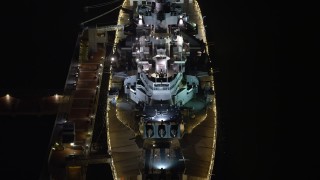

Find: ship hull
<box><xmin>47</xmin><ymin>1</ymin><xmax>217</xmax><ymax>179</ymax></box>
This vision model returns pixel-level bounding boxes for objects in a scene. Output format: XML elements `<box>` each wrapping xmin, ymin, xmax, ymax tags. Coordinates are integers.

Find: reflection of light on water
<box><xmin>5</xmin><ymin>94</ymin><xmax>11</xmax><ymax>104</ymax></box>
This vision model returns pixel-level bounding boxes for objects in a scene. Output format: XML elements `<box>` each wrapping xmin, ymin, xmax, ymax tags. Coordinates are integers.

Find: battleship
<box><xmin>45</xmin><ymin>0</ymin><xmax>217</xmax><ymax>179</ymax></box>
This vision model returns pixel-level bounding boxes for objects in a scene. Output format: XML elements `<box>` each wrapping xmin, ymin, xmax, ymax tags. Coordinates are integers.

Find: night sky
<box><xmin>1</xmin><ymin>0</ymin><xmax>319</xmax><ymax>180</ymax></box>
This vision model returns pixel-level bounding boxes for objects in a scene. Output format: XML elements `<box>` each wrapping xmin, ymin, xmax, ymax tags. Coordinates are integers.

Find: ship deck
<box><xmin>108</xmin><ymin>1</ymin><xmax>216</xmax><ymax>179</ymax></box>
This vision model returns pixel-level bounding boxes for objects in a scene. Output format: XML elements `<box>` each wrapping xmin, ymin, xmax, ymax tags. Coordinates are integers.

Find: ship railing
<box><xmin>136</xmin><ymin>84</ymin><xmax>148</xmax><ymax>93</ymax></box>
<box><xmin>153</xmin><ymin>87</ymin><xmax>169</xmax><ymax>90</ymax></box>
<box><xmin>140</xmin><ymin>73</ymin><xmax>154</xmax><ymax>90</ymax></box>
<box><xmin>169</xmin><ymin>73</ymin><xmax>182</xmax><ymax>90</ymax></box>
<box><xmin>140</xmin><ymin>72</ymin><xmax>183</xmax><ymax>92</ymax></box>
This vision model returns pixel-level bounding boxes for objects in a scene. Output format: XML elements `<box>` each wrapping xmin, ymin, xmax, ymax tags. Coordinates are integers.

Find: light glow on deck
<box><xmin>193</xmin><ymin>1</ymin><xmax>217</xmax><ymax>177</ymax></box>
<box><xmin>194</xmin><ymin>0</ymin><xmax>209</xmax><ymax>55</ymax></box>
<box><xmin>154</xmin><ymin>162</ymin><xmax>170</xmax><ymax>170</ymax></box>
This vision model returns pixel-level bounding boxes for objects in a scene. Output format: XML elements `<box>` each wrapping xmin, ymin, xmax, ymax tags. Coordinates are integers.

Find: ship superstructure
<box><xmin>46</xmin><ymin>0</ymin><xmax>217</xmax><ymax>179</ymax></box>
<box><xmin>108</xmin><ymin>0</ymin><xmax>217</xmax><ymax>179</ymax></box>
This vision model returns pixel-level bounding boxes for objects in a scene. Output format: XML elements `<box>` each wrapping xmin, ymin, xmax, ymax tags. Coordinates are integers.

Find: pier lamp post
<box><xmin>109</xmin><ymin>55</ymin><xmax>117</xmax><ymax>71</ymax></box>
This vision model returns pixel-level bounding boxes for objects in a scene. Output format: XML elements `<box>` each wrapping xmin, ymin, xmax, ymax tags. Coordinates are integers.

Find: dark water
<box><xmin>1</xmin><ymin>0</ymin><xmax>319</xmax><ymax>180</ymax></box>
<box><xmin>0</xmin><ymin>115</ymin><xmax>55</xmax><ymax>180</ymax></box>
